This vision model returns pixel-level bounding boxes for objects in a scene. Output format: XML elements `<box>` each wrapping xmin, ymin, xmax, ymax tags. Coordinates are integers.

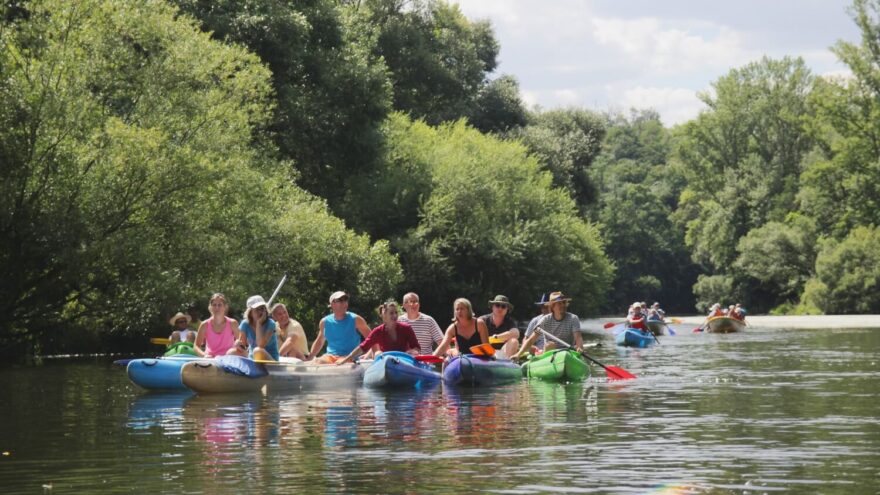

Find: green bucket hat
<box><xmin>488</xmin><ymin>295</ymin><xmax>513</xmax><ymax>311</ymax></box>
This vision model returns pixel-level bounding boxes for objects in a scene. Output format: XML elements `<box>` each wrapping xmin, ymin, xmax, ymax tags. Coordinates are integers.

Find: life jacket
<box><xmin>629</xmin><ymin>316</ymin><xmax>646</xmax><ymax>330</ymax></box>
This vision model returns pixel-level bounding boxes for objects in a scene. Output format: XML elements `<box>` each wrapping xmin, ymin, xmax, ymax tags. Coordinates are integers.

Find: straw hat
<box><xmin>168</xmin><ymin>312</ymin><xmax>192</xmax><ymax>326</ymax></box>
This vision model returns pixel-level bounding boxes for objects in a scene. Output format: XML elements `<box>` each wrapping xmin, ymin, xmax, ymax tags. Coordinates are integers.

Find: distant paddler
<box><xmin>231</xmin><ymin>295</ymin><xmax>279</xmax><ymax>361</ymax></box>
<box><xmin>514</xmin><ymin>291</ymin><xmax>582</xmax><ymax>358</ymax></box>
<box><xmin>480</xmin><ymin>295</ymin><xmax>521</xmax><ymax>358</ymax></box>
<box><xmin>168</xmin><ymin>311</ymin><xmax>195</xmax><ymax>344</ymax></box>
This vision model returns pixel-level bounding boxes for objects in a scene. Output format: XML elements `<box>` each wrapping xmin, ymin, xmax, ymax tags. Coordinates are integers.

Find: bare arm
<box><xmin>432</xmin><ymin>324</ymin><xmax>456</xmax><ymax>357</ymax></box>
<box><xmin>194</xmin><ymin>321</ymin><xmax>208</xmax><ymax>357</ymax></box>
<box><xmin>476</xmin><ymin>319</ymin><xmax>490</xmax><ymax>344</ymax></box>
<box><xmin>307</xmin><ymin>320</ymin><xmax>326</xmax><ymax>360</ymax></box>
<box><xmin>354</xmin><ymin>316</ymin><xmax>371</xmax><ymax>338</ymax></box>
<box><xmin>337</xmin><ymin>345</ymin><xmax>364</xmax><ymax>365</ymax></box>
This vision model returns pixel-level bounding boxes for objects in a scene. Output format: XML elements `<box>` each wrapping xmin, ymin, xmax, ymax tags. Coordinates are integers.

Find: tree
<box><xmin>172</xmin><ymin>0</ymin><xmax>392</xmax><ymax>204</ymax></box>
<box><xmin>352</xmin><ymin>0</ymin><xmax>498</xmax><ymax>125</ymax></box>
<box><xmin>0</xmin><ymin>0</ymin><xmax>401</xmax><ymax>357</ymax></box>
<box><xmin>801</xmin><ymin>226</ymin><xmax>880</xmax><ymax>313</ymax></box>
<box><xmin>467</xmin><ymin>74</ymin><xmax>528</xmax><ymax>134</ymax></box>
<box><xmin>509</xmin><ymin>108</ymin><xmax>606</xmax><ymax>211</ymax></box>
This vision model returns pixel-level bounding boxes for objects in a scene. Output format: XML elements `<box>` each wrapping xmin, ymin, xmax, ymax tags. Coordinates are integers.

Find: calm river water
<box><xmin>1</xmin><ymin>325</ymin><xmax>878</xmax><ymax>494</ymax></box>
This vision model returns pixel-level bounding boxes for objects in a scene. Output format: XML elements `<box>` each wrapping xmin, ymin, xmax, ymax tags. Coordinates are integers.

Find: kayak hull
<box><xmin>614</xmin><ymin>327</ymin><xmax>656</xmax><ymax>348</ymax></box>
<box><xmin>522</xmin><ymin>349</ymin><xmax>590</xmax><ymax>382</ymax></box>
<box><xmin>181</xmin><ymin>355</ymin><xmax>369</xmax><ymax>394</ymax></box>
<box><xmin>363</xmin><ymin>352</ymin><xmax>441</xmax><ymax>389</ymax></box>
<box><xmin>127</xmin><ymin>355</ymin><xmax>205</xmax><ymax>391</ymax></box>
<box><xmin>443</xmin><ymin>355</ymin><xmax>522</xmax><ymax>386</ymax></box>
<box><xmin>706</xmin><ymin>316</ymin><xmax>746</xmax><ymax>333</ymax></box>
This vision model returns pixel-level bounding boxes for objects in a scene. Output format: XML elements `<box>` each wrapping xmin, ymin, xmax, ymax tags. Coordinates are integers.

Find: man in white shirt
<box><xmin>398</xmin><ymin>292</ymin><xmax>444</xmax><ymax>355</ymax></box>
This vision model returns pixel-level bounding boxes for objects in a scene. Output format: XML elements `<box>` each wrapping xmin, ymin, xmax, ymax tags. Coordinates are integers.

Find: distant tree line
<box><xmin>2</xmin><ymin>0</ymin><xmax>879</xmax><ymax>359</ymax></box>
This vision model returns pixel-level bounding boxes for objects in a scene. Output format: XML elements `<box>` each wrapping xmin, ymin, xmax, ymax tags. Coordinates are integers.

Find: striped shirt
<box><xmin>524</xmin><ymin>312</ymin><xmax>581</xmax><ymax>349</ymax></box>
<box><xmin>398</xmin><ymin>312</ymin><xmax>444</xmax><ymax>355</ymax></box>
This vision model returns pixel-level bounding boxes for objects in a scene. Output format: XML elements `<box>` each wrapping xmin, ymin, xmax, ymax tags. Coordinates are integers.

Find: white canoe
<box><xmin>181</xmin><ymin>356</ymin><xmax>371</xmax><ymax>394</ymax></box>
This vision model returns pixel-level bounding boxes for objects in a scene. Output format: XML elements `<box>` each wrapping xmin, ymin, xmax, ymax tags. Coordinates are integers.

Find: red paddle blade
<box><xmin>469</xmin><ymin>343</ymin><xmax>496</xmax><ymax>356</ymax></box>
<box><xmin>604</xmin><ymin>365</ymin><xmax>637</xmax><ymax>380</ymax></box>
<box><xmin>414</xmin><ymin>355</ymin><xmax>443</xmax><ymax>364</ymax></box>
<box><xmin>603</xmin><ymin>322</ymin><xmax>617</xmax><ymax>330</ymax></box>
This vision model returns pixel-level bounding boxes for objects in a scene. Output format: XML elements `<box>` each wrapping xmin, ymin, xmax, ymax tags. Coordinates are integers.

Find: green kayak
<box><xmin>522</xmin><ymin>349</ymin><xmax>590</xmax><ymax>382</ymax></box>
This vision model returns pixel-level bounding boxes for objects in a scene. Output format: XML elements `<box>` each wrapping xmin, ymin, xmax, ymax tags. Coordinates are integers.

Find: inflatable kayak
<box><xmin>442</xmin><ymin>355</ymin><xmax>522</xmax><ymax>386</ymax></box>
<box><xmin>706</xmin><ymin>316</ymin><xmax>746</xmax><ymax>333</ymax></box>
<box><xmin>181</xmin><ymin>355</ymin><xmax>370</xmax><ymax>394</ymax></box>
<box><xmin>522</xmin><ymin>349</ymin><xmax>590</xmax><ymax>382</ymax></box>
<box><xmin>163</xmin><ymin>341</ymin><xmax>199</xmax><ymax>357</ymax></box>
<box><xmin>363</xmin><ymin>351</ymin><xmax>440</xmax><ymax>389</ymax></box>
<box><xmin>614</xmin><ymin>327</ymin><xmax>656</xmax><ymax>348</ymax></box>
<box><xmin>126</xmin><ymin>354</ymin><xmax>206</xmax><ymax>390</ymax></box>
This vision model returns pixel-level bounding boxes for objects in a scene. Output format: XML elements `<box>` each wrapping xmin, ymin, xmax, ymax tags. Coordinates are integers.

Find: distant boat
<box><xmin>706</xmin><ymin>316</ymin><xmax>746</xmax><ymax>333</ymax></box>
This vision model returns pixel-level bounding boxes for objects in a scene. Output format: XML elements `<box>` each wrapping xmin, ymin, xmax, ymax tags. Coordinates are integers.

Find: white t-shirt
<box><xmin>398</xmin><ymin>312</ymin><xmax>444</xmax><ymax>355</ymax></box>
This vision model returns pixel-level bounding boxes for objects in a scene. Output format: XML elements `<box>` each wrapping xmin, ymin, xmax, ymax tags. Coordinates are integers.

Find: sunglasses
<box><xmin>493</xmin><ymin>303</ymin><xmax>508</xmax><ymax>309</ymax></box>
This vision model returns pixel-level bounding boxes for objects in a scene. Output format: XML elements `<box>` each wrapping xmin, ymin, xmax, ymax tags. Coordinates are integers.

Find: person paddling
<box><xmin>337</xmin><ymin>301</ymin><xmax>420</xmax><ymax>364</ymax></box>
<box><xmin>193</xmin><ymin>293</ymin><xmax>241</xmax><ymax>357</ymax></box>
<box><xmin>515</xmin><ymin>291</ymin><xmax>583</xmax><ymax>358</ymax></box>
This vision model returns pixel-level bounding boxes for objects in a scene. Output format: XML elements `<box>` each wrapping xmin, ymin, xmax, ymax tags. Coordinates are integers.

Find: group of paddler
<box><xmin>161</xmin><ymin>285</ymin><xmax>589</xmax><ymax>367</ymax></box>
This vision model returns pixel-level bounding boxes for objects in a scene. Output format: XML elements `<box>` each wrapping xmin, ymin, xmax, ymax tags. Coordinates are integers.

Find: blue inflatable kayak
<box><xmin>442</xmin><ymin>354</ymin><xmax>522</xmax><ymax>386</ymax></box>
<box><xmin>363</xmin><ymin>351</ymin><xmax>441</xmax><ymax>389</ymax></box>
<box><xmin>614</xmin><ymin>327</ymin><xmax>656</xmax><ymax>348</ymax></box>
<box><xmin>126</xmin><ymin>355</ymin><xmax>206</xmax><ymax>390</ymax></box>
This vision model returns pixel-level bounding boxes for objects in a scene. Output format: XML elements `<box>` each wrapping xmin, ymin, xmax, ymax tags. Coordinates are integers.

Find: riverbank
<box><xmin>583</xmin><ymin>314</ymin><xmax>880</xmax><ymax>331</ymax></box>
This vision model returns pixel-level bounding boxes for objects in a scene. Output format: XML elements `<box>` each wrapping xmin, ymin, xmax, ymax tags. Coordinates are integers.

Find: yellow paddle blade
<box><xmin>669</xmin><ymin>318</ymin><xmax>682</xmax><ymax>324</ymax></box>
<box><xmin>150</xmin><ymin>338</ymin><xmax>171</xmax><ymax>346</ymax></box>
<box><xmin>488</xmin><ymin>336</ymin><xmax>504</xmax><ymax>344</ymax></box>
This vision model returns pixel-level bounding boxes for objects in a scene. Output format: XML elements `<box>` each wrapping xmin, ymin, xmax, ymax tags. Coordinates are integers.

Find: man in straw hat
<box><xmin>514</xmin><ymin>291</ymin><xmax>582</xmax><ymax>358</ymax></box>
<box><xmin>168</xmin><ymin>311</ymin><xmax>195</xmax><ymax>344</ymax></box>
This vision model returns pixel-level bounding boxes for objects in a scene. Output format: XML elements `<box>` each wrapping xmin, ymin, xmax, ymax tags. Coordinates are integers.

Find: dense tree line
<box><xmin>3</xmin><ymin>0</ymin><xmax>880</xmax><ymax>359</ymax></box>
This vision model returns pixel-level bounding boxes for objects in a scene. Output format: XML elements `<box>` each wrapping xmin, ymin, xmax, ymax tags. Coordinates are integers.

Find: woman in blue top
<box><xmin>234</xmin><ymin>295</ymin><xmax>279</xmax><ymax>361</ymax></box>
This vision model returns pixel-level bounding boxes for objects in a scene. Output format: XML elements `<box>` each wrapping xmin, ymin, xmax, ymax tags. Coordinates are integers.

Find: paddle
<box><xmin>603</xmin><ymin>322</ymin><xmax>619</xmax><ymax>330</ymax></box>
<box><xmin>536</xmin><ymin>327</ymin><xmax>636</xmax><ymax>380</ymax></box>
<box><xmin>236</xmin><ymin>273</ymin><xmax>290</xmax><ymax>361</ymax></box>
<box><xmin>150</xmin><ymin>337</ymin><xmax>171</xmax><ymax>346</ymax></box>
<box><xmin>414</xmin><ymin>355</ymin><xmax>444</xmax><ymax>364</ymax></box>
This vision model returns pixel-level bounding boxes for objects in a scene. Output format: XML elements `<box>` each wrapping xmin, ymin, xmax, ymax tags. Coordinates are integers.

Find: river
<box><xmin>1</xmin><ymin>323</ymin><xmax>878</xmax><ymax>494</ymax></box>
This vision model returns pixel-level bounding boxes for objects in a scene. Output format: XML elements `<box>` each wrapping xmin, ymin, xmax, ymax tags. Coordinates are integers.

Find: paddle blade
<box><xmin>604</xmin><ymin>365</ymin><xmax>637</xmax><ymax>380</ymax></box>
<box><xmin>669</xmin><ymin>318</ymin><xmax>682</xmax><ymax>324</ymax></box>
<box><xmin>692</xmin><ymin>327</ymin><xmax>703</xmax><ymax>333</ymax></box>
<box><xmin>603</xmin><ymin>322</ymin><xmax>617</xmax><ymax>330</ymax></box>
<box><xmin>666</xmin><ymin>325</ymin><xmax>677</xmax><ymax>336</ymax></box>
<box><xmin>469</xmin><ymin>343</ymin><xmax>496</xmax><ymax>356</ymax></box>
<box><xmin>150</xmin><ymin>337</ymin><xmax>171</xmax><ymax>346</ymax></box>
<box><xmin>415</xmin><ymin>355</ymin><xmax>444</xmax><ymax>364</ymax></box>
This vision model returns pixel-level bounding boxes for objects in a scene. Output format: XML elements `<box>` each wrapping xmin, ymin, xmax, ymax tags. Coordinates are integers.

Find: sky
<box><xmin>452</xmin><ymin>0</ymin><xmax>861</xmax><ymax>126</ymax></box>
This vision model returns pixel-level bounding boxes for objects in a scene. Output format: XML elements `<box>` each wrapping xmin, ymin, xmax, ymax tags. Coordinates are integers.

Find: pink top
<box><xmin>205</xmin><ymin>317</ymin><xmax>236</xmax><ymax>357</ymax></box>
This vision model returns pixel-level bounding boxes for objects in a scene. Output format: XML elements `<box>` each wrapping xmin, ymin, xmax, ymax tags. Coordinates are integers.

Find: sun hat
<box><xmin>246</xmin><ymin>295</ymin><xmax>268</xmax><ymax>310</ymax></box>
<box><xmin>547</xmin><ymin>291</ymin><xmax>571</xmax><ymax>305</ymax></box>
<box><xmin>168</xmin><ymin>312</ymin><xmax>192</xmax><ymax>326</ymax></box>
<box><xmin>328</xmin><ymin>291</ymin><xmax>349</xmax><ymax>304</ymax></box>
<box><xmin>534</xmin><ymin>293</ymin><xmax>550</xmax><ymax>306</ymax></box>
<box><xmin>488</xmin><ymin>295</ymin><xmax>513</xmax><ymax>311</ymax></box>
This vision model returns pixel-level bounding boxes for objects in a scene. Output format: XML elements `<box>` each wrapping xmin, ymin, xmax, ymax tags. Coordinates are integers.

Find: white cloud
<box><xmin>618</xmin><ymin>87</ymin><xmax>706</xmax><ymax>126</ymax></box>
<box><xmin>590</xmin><ymin>17</ymin><xmax>755</xmax><ymax>73</ymax></box>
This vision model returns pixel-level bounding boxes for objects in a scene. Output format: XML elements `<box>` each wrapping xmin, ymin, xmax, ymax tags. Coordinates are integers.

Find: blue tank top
<box><xmin>324</xmin><ymin>312</ymin><xmax>362</xmax><ymax>356</ymax></box>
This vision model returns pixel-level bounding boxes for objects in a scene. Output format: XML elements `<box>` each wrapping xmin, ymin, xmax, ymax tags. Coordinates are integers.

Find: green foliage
<box><xmin>467</xmin><ymin>74</ymin><xmax>528</xmax><ymax>134</ymax></box>
<box><xmin>799</xmin><ymin>0</ymin><xmax>880</xmax><ymax>239</ymax></box>
<box><xmin>673</xmin><ymin>57</ymin><xmax>815</xmax><ymax>310</ymax></box>
<box><xmin>692</xmin><ymin>274</ymin><xmax>735</xmax><ymax>313</ymax></box>
<box><xmin>509</xmin><ymin>108</ymin><xmax>606</xmax><ymax>211</ymax></box>
<box><xmin>172</xmin><ymin>0</ymin><xmax>392</xmax><ymax>203</ymax></box>
<box><xmin>0</xmin><ymin>0</ymin><xmax>401</xmax><ymax>356</ymax></box>
<box><xmin>801</xmin><ymin>226</ymin><xmax>880</xmax><ymax>314</ymax></box>
<box><xmin>348</xmin><ymin>114</ymin><xmax>613</xmax><ymax>317</ymax></box>
<box><xmin>590</xmin><ymin>111</ymin><xmax>697</xmax><ymax>313</ymax></box>
<box><xmin>734</xmin><ymin>216</ymin><xmax>817</xmax><ymax>301</ymax></box>
<box><xmin>353</xmin><ymin>0</ymin><xmax>498</xmax><ymax>124</ymax></box>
